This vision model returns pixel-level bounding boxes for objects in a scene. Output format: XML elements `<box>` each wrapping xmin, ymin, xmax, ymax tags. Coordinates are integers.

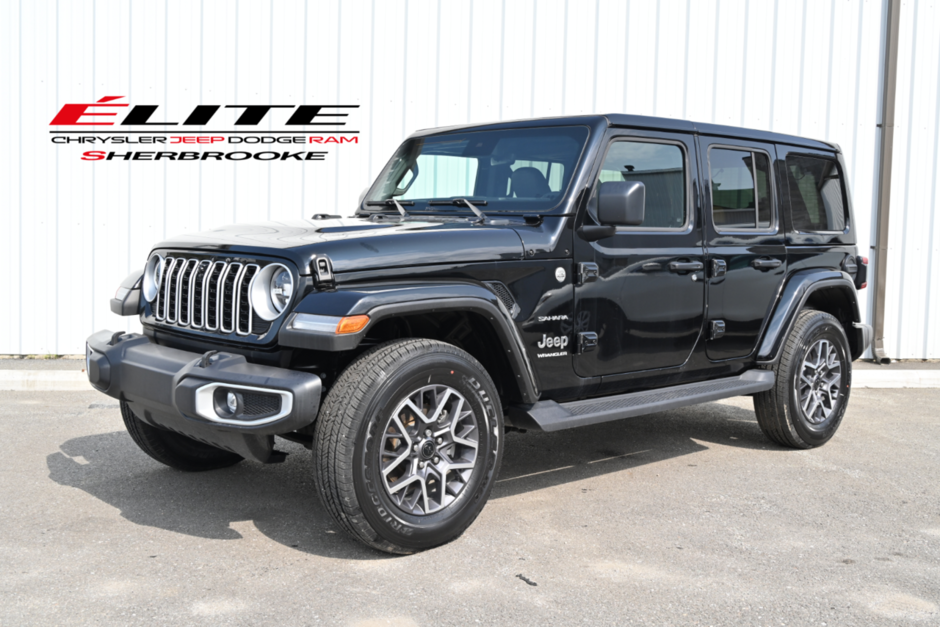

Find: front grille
<box><xmin>153</xmin><ymin>255</ymin><xmax>273</xmax><ymax>337</ymax></box>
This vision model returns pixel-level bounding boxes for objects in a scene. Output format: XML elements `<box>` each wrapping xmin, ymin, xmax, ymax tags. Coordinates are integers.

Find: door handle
<box><xmin>668</xmin><ymin>261</ymin><xmax>704</xmax><ymax>273</ymax></box>
<box><xmin>751</xmin><ymin>258</ymin><xmax>782</xmax><ymax>270</ymax></box>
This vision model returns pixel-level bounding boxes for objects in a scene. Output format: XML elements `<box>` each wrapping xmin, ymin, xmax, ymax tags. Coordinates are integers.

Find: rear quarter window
<box><xmin>785</xmin><ymin>155</ymin><xmax>847</xmax><ymax>232</ymax></box>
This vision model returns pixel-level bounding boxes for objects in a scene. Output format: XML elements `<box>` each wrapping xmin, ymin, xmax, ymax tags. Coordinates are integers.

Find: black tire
<box><xmin>314</xmin><ymin>339</ymin><xmax>504</xmax><ymax>554</ymax></box>
<box><xmin>121</xmin><ymin>400</ymin><xmax>244</xmax><ymax>471</ymax></box>
<box><xmin>754</xmin><ymin>309</ymin><xmax>852</xmax><ymax>448</ymax></box>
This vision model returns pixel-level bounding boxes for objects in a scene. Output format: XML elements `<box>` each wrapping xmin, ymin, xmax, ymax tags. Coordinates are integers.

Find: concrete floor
<box><xmin>1</xmin><ymin>388</ymin><xmax>937</xmax><ymax>626</ymax></box>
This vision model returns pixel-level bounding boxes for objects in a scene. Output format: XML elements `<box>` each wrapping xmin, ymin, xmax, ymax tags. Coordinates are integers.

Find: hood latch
<box><xmin>311</xmin><ymin>256</ymin><xmax>335</xmax><ymax>289</ymax></box>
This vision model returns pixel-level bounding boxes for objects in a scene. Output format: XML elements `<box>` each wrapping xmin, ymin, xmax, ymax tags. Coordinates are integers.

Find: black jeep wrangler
<box><xmin>88</xmin><ymin>115</ymin><xmax>872</xmax><ymax>554</ymax></box>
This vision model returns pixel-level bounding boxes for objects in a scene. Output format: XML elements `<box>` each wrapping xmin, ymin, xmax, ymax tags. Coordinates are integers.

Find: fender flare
<box><xmin>278</xmin><ymin>282</ymin><xmax>540</xmax><ymax>403</ymax></box>
<box><xmin>756</xmin><ymin>269</ymin><xmax>867</xmax><ymax>364</ymax></box>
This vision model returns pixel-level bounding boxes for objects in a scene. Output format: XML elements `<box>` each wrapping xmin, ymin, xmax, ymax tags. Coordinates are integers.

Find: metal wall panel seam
<box><xmin>90</xmin><ymin>0</ymin><xmax>96</xmax><ymax>338</ymax></box>
<box><xmin>592</xmin><ymin>0</ymin><xmax>600</xmax><ymax>112</ymax></box>
<box><xmin>499</xmin><ymin>0</ymin><xmax>506</xmax><ymax>119</ymax></box>
<box><xmin>622</xmin><ymin>1</ymin><xmax>630</xmax><ymax>114</ymax></box>
<box><xmin>199</xmin><ymin>0</ymin><xmax>204</xmax><ymax>227</ymax></box>
<box><xmin>926</xmin><ymin>6</ymin><xmax>940</xmax><ymax>357</ymax></box>
<box><xmin>268</xmin><ymin>0</ymin><xmax>274</xmax><ymax>220</ymax></box>
<box><xmin>435</xmin><ymin>0</ymin><xmax>441</xmax><ymax>125</ymax></box>
<box><xmin>796</xmin><ymin>0</ymin><xmax>807</xmax><ymax>134</ymax></box>
<box><xmin>54</xmin><ymin>0</ymin><xmax>59</xmax><ymax>352</ymax></box>
<box><xmin>652</xmin><ymin>0</ymin><xmax>660</xmax><ymax>115</ymax></box>
<box><xmin>824</xmin><ymin>0</ymin><xmax>835</xmax><ymax>139</ymax></box>
<box><xmin>127</xmin><ymin>0</ymin><xmax>132</xmax><ymax>332</ymax></box>
<box><xmin>769</xmin><ymin>0</ymin><xmax>779</xmax><ymax>129</ymax></box>
<box><xmin>711</xmin><ymin>0</ymin><xmax>720</xmax><ymax>122</ymax></box>
<box><xmin>163</xmin><ymin>0</ymin><xmax>168</xmax><ymax>239</ymax></box>
<box><xmin>682</xmin><ymin>0</ymin><xmax>690</xmax><ymax>119</ymax></box>
<box><xmin>232</xmin><ymin>0</ymin><xmax>238</xmax><ymax>224</ymax></box>
<box><xmin>561</xmin><ymin>0</ymin><xmax>568</xmax><ymax>112</ymax></box>
<box><xmin>18</xmin><ymin>0</ymin><xmax>23</xmax><ymax>353</ymax></box>
<box><xmin>740</xmin><ymin>0</ymin><xmax>749</xmax><ymax>127</ymax></box>
<box><xmin>896</xmin><ymin>0</ymin><xmax>919</xmax><ymax>356</ymax></box>
<box><xmin>334</xmin><ymin>0</ymin><xmax>341</xmax><ymax>219</ymax></box>
<box><xmin>367</xmin><ymin>0</ymin><xmax>375</xmax><ymax>182</ymax></box>
<box><xmin>850</xmin><ymin>0</ymin><xmax>865</xmax><ymax>189</ymax></box>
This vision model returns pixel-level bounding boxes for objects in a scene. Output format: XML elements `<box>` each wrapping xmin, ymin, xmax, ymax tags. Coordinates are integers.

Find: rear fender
<box><xmin>757</xmin><ymin>269</ymin><xmax>866</xmax><ymax>363</ymax></box>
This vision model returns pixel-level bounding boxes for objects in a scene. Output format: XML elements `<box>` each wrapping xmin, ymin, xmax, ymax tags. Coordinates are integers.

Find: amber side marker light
<box><xmin>337</xmin><ymin>315</ymin><xmax>370</xmax><ymax>334</ymax></box>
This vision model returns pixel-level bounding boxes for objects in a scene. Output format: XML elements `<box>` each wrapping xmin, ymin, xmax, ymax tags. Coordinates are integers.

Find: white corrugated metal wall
<box><xmin>0</xmin><ymin>0</ymin><xmax>933</xmax><ymax>357</ymax></box>
<box><xmin>883</xmin><ymin>0</ymin><xmax>940</xmax><ymax>358</ymax></box>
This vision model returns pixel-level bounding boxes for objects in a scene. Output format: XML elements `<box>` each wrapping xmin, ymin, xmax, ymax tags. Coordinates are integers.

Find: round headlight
<box><xmin>270</xmin><ymin>269</ymin><xmax>293</xmax><ymax>313</ymax></box>
<box><xmin>142</xmin><ymin>254</ymin><xmax>165</xmax><ymax>303</ymax></box>
<box><xmin>249</xmin><ymin>263</ymin><xmax>294</xmax><ymax>321</ymax></box>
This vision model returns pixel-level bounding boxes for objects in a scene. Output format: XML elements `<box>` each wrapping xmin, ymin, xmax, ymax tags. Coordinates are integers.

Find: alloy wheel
<box><xmin>796</xmin><ymin>338</ymin><xmax>843</xmax><ymax>425</ymax></box>
<box><xmin>379</xmin><ymin>384</ymin><xmax>480</xmax><ymax>515</ymax></box>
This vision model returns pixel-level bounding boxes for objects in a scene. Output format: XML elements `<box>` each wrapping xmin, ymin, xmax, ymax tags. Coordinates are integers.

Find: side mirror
<box><xmin>598</xmin><ymin>181</ymin><xmax>645</xmax><ymax>227</ymax></box>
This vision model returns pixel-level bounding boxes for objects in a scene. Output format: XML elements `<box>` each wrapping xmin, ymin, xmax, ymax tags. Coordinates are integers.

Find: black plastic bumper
<box><xmin>85</xmin><ymin>330</ymin><xmax>321</xmax><ymax>463</ymax></box>
<box><xmin>854</xmin><ymin>322</ymin><xmax>874</xmax><ymax>359</ymax></box>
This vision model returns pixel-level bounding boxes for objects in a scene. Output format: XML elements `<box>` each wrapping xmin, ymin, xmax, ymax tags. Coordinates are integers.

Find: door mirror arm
<box><xmin>577</xmin><ymin>224</ymin><xmax>616</xmax><ymax>242</ymax></box>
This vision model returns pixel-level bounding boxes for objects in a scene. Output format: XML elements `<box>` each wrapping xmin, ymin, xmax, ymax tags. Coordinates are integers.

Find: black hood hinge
<box><xmin>311</xmin><ymin>256</ymin><xmax>335</xmax><ymax>289</ymax></box>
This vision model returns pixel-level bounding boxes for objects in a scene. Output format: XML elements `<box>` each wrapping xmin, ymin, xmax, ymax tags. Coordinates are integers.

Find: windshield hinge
<box><xmin>577</xmin><ymin>262</ymin><xmax>599</xmax><ymax>286</ymax></box>
<box><xmin>311</xmin><ymin>256</ymin><xmax>335</xmax><ymax>289</ymax></box>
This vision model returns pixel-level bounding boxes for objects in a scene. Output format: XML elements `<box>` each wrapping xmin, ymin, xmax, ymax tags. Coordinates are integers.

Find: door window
<box><xmin>596</xmin><ymin>141</ymin><xmax>687</xmax><ymax>229</ymax></box>
<box><xmin>785</xmin><ymin>155</ymin><xmax>847</xmax><ymax>232</ymax></box>
<box><xmin>708</xmin><ymin>147</ymin><xmax>774</xmax><ymax>231</ymax></box>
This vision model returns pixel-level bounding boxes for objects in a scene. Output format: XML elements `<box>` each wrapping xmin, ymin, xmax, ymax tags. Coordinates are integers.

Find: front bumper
<box><xmin>86</xmin><ymin>330</ymin><xmax>321</xmax><ymax>463</ymax></box>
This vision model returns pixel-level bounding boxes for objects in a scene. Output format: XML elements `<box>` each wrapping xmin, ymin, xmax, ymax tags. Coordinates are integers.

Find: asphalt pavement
<box><xmin>1</xmin><ymin>388</ymin><xmax>938</xmax><ymax>626</ymax></box>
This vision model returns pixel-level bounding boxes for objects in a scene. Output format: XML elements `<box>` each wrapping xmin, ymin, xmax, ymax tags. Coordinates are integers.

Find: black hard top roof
<box><xmin>410</xmin><ymin>114</ymin><xmax>839</xmax><ymax>153</ymax></box>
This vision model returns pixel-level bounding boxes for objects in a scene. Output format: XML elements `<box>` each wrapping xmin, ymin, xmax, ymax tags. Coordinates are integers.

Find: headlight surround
<box><xmin>142</xmin><ymin>254</ymin><xmax>165</xmax><ymax>302</ymax></box>
<box><xmin>249</xmin><ymin>263</ymin><xmax>294</xmax><ymax>321</ymax></box>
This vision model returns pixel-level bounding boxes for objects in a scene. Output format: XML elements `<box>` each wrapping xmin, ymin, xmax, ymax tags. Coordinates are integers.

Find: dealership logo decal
<box><xmin>50</xmin><ymin>96</ymin><xmax>359</xmax><ymax>162</ymax></box>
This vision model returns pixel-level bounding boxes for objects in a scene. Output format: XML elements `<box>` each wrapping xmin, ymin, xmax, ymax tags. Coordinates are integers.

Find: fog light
<box><xmin>213</xmin><ymin>388</ymin><xmax>244</xmax><ymax>418</ymax></box>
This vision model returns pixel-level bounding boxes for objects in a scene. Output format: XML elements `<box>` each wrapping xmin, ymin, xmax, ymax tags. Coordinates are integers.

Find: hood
<box><xmin>155</xmin><ymin>217</ymin><xmax>527</xmax><ymax>274</ymax></box>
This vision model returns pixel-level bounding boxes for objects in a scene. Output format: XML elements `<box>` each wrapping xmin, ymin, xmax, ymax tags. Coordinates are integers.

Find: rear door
<box><xmin>574</xmin><ymin>130</ymin><xmax>705</xmax><ymax>377</ymax></box>
<box><xmin>700</xmin><ymin>136</ymin><xmax>787</xmax><ymax>361</ymax></box>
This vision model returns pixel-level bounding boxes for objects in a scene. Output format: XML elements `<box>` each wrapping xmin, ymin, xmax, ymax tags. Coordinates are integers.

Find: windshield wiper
<box><xmin>390</xmin><ymin>198</ymin><xmax>411</xmax><ymax>218</ymax></box>
<box><xmin>428</xmin><ymin>198</ymin><xmax>488</xmax><ymax>223</ymax></box>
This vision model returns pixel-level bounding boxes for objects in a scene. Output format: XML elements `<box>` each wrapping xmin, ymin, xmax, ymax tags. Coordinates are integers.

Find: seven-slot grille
<box><xmin>153</xmin><ymin>256</ymin><xmax>267</xmax><ymax>336</ymax></box>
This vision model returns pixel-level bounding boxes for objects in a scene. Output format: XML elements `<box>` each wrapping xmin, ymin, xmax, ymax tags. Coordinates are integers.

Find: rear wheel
<box><xmin>121</xmin><ymin>400</ymin><xmax>243</xmax><ymax>471</ymax></box>
<box><xmin>314</xmin><ymin>339</ymin><xmax>503</xmax><ymax>554</ymax></box>
<box><xmin>754</xmin><ymin>309</ymin><xmax>852</xmax><ymax>448</ymax></box>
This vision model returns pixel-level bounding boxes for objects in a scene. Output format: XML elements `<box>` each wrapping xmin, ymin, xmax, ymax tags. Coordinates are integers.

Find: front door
<box><xmin>700</xmin><ymin>136</ymin><xmax>787</xmax><ymax>360</ymax></box>
<box><xmin>574</xmin><ymin>130</ymin><xmax>705</xmax><ymax>378</ymax></box>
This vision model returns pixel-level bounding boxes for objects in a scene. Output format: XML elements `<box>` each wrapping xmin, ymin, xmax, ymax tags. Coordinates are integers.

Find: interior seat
<box><xmin>510</xmin><ymin>167</ymin><xmax>551</xmax><ymax>198</ymax></box>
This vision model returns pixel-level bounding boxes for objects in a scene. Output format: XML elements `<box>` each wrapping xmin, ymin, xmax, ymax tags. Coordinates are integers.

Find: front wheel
<box><xmin>754</xmin><ymin>309</ymin><xmax>852</xmax><ymax>448</ymax></box>
<box><xmin>314</xmin><ymin>339</ymin><xmax>503</xmax><ymax>554</ymax></box>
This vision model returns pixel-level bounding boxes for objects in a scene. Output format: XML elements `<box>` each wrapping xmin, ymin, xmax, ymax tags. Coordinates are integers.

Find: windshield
<box><xmin>364</xmin><ymin>126</ymin><xmax>589</xmax><ymax>214</ymax></box>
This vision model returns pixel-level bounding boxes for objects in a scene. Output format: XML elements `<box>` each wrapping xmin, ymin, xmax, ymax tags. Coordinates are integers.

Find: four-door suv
<box><xmin>88</xmin><ymin>114</ymin><xmax>872</xmax><ymax>554</ymax></box>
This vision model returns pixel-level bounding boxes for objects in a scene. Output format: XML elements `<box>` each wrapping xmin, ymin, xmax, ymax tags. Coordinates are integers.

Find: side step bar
<box><xmin>508</xmin><ymin>370</ymin><xmax>775</xmax><ymax>432</ymax></box>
